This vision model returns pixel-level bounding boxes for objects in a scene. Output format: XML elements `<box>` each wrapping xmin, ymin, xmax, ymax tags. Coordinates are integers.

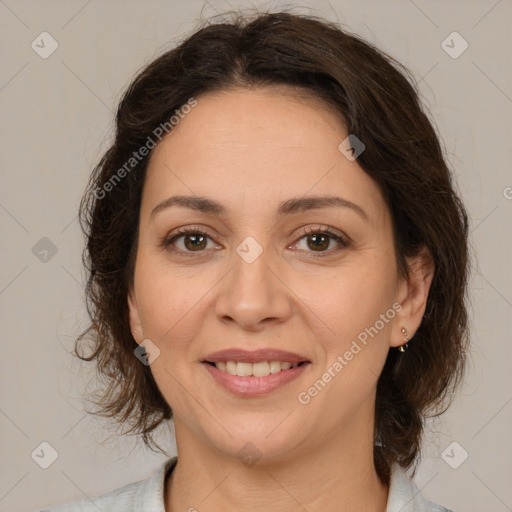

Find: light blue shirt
<box><xmin>42</xmin><ymin>456</ymin><xmax>452</xmax><ymax>511</ymax></box>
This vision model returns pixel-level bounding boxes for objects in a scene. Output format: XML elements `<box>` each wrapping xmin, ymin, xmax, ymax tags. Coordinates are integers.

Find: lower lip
<box><xmin>202</xmin><ymin>362</ymin><xmax>310</xmax><ymax>397</ymax></box>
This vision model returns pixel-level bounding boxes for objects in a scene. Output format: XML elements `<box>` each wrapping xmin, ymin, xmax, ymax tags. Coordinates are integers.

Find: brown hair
<box><xmin>75</xmin><ymin>10</ymin><xmax>470</xmax><ymax>485</ymax></box>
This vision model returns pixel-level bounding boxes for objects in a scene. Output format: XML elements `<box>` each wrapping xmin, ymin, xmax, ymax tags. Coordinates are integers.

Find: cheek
<box><xmin>329</xmin><ymin>275</ymin><xmax>394</xmax><ymax>333</ymax></box>
<box><xmin>133</xmin><ymin>254</ymin><xmax>209</xmax><ymax>412</ymax></box>
<box><xmin>296</xmin><ymin>256</ymin><xmax>397</xmax><ymax>386</ymax></box>
<box><xmin>304</xmin><ymin>256</ymin><xmax>396</xmax><ymax>331</ymax></box>
<box><xmin>298</xmin><ymin>275</ymin><xmax>396</xmax><ymax>419</ymax></box>
<box><xmin>133</xmin><ymin>252</ymin><xmax>204</xmax><ymax>350</ymax></box>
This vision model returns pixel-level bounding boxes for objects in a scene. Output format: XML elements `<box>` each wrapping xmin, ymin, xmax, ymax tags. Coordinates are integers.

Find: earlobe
<box><xmin>127</xmin><ymin>288</ymin><xmax>143</xmax><ymax>342</ymax></box>
<box><xmin>391</xmin><ymin>246</ymin><xmax>435</xmax><ymax>348</ymax></box>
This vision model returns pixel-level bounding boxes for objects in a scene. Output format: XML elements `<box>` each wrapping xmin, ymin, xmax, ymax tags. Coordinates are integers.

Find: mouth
<box><xmin>201</xmin><ymin>348</ymin><xmax>311</xmax><ymax>396</ymax></box>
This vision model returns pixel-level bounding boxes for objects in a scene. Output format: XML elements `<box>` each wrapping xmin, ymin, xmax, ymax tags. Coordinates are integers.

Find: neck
<box><xmin>165</xmin><ymin>420</ymin><xmax>389</xmax><ymax>512</ymax></box>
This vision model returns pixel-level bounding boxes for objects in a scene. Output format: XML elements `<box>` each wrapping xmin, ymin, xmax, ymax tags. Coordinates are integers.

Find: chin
<box><xmin>191</xmin><ymin>413</ymin><xmax>310</xmax><ymax>466</ymax></box>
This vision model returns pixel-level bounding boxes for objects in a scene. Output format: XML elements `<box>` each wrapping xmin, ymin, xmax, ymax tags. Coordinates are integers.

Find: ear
<box><xmin>128</xmin><ymin>284</ymin><xmax>144</xmax><ymax>344</ymax></box>
<box><xmin>390</xmin><ymin>246</ymin><xmax>435</xmax><ymax>348</ymax></box>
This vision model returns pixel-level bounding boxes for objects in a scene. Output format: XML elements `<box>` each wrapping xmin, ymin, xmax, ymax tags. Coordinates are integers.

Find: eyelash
<box><xmin>161</xmin><ymin>224</ymin><xmax>350</xmax><ymax>258</ymax></box>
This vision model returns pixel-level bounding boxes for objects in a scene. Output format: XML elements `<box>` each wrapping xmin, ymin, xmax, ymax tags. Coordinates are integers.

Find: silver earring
<box><xmin>399</xmin><ymin>327</ymin><xmax>409</xmax><ymax>352</ymax></box>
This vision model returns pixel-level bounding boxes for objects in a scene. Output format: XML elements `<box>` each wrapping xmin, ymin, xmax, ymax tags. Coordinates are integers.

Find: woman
<box><xmin>46</xmin><ymin>10</ymin><xmax>469</xmax><ymax>512</ymax></box>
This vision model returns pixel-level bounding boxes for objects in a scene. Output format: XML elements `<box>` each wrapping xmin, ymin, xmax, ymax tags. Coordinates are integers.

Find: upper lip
<box><xmin>203</xmin><ymin>348</ymin><xmax>310</xmax><ymax>364</ymax></box>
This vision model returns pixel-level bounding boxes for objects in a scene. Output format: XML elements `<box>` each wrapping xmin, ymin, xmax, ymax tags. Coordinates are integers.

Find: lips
<box><xmin>201</xmin><ymin>348</ymin><xmax>311</xmax><ymax>396</ymax></box>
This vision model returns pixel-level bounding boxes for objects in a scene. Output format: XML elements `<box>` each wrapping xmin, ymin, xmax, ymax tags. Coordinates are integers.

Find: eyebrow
<box><xmin>150</xmin><ymin>195</ymin><xmax>369</xmax><ymax>221</ymax></box>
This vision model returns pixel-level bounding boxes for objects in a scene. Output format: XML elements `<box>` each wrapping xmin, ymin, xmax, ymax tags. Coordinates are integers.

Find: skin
<box><xmin>128</xmin><ymin>86</ymin><xmax>434</xmax><ymax>512</ymax></box>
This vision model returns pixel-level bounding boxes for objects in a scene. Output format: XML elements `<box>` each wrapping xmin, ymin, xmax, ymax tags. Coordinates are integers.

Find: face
<box><xmin>128</xmin><ymin>86</ymin><xmax>426</xmax><ymax>463</ymax></box>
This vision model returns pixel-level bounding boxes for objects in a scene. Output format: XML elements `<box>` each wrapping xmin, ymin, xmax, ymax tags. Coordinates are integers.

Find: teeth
<box><xmin>237</xmin><ymin>362</ymin><xmax>253</xmax><ymax>376</ymax></box>
<box><xmin>226</xmin><ymin>361</ymin><xmax>237</xmax><ymax>375</ymax></box>
<box><xmin>253</xmin><ymin>361</ymin><xmax>270</xmax><ymax>377</ymax></box>
<box><xmin>216</xmin><ymin>361</ymin><xmax>227</xmax><ymax>372</ymax></box>
<box><xmin>213</xmin><ymin>360</ymin><xmax>300</xmax><ymax>376</ymax></box>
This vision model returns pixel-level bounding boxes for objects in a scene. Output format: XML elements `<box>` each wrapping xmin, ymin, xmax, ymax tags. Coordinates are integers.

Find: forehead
<box><xmin>142</xmin><ymin>87</ymin><xmax>387</xmax><ymax>225</ymax></box>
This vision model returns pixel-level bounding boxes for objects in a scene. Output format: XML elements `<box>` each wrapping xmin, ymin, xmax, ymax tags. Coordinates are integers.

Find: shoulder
<box><xmin>386</xmin><ymin>463</ymin><xmax>453</xmax><ymax>512</ymax></box>
<box><xmin>42</xmin><ymin>457</ymin><xmax>177</xmax><ymax>512</ymax></box>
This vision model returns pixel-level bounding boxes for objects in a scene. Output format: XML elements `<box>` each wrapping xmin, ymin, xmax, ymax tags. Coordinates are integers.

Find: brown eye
<box><xmin>293</xmin><ymin>226</ymin><xmax>349</xmax><ymax>255</ymax></box>
<box><xmin>306</xmin><ymin>232</ymin><xmax>330</xmax><ymax>251</ymax></box>
<box><xmin>162</xmin><ymin>225</ymin><xmax>349</xmax><ymax>257</ymax></box>
<box><xmin>162</xmin><ymin>228</ymin><xmax>214</xmax><ymax>253</ymax></box>
<box><xmin>182</xmin><ymin>233</ymin><xmax>207</xmax><ymax>251</ymax></box>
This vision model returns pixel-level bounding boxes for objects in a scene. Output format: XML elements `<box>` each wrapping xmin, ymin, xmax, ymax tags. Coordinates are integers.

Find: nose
<box><xmin>214</xmin><ymin>241</ymin><xmax>293</xmax><ymax>331</ymax></box>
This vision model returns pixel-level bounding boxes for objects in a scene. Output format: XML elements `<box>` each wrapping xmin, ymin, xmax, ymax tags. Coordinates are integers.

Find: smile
<box><xmin>202</xmin><ymin>361</ymin><xmax>310</xmax><ymax>396</ymax></box>
<box><xmin>207</xmin><ymin>360</ymin><xmax>304</xmax><ymax>377</ymax></box>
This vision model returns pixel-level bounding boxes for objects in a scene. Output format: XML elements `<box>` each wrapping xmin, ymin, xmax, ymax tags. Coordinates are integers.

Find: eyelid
<box><xmin>294</xmin><ymin>224</ymin><xmax>349</xmax><ymax>243</ymax></box>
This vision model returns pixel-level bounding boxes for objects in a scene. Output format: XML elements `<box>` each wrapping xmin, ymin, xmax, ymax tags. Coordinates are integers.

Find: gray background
<box><xmin>1</xmin><ymin>0</ymin><xmax>511</xmax><ymax>511</ymax></box>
